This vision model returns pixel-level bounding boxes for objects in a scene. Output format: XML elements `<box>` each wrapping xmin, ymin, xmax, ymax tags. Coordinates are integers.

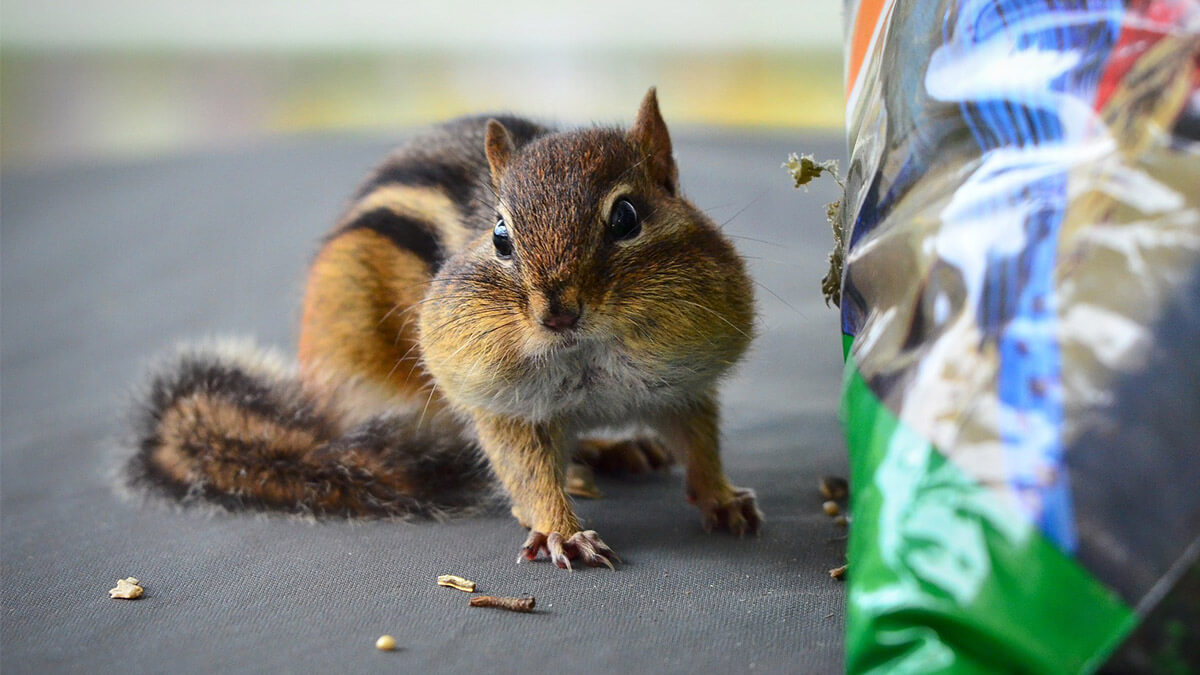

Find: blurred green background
<box><xmin>1</xmin><ymin>1</ymin><xmax>844</xmax><ymax>168</ymax></box>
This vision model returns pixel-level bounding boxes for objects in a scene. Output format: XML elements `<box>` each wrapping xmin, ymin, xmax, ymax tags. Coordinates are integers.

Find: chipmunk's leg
<box><xmin>472</xmin><ymin>411</ymin><xmax>617</xmax><ymax>569</ymax></box>
<box><xmin>657</xmin><ymin>394</ymin><xmax>763</xmax><ymax>536</ymax></box>
<box><xmin>574</xmin><ymin>436</ymin><xmax>673</xmax><ymax>476</ymax></box>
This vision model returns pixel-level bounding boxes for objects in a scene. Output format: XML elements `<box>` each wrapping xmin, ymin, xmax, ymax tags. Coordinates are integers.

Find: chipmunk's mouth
<box><xmin>538</xmin><ymin>330</ymin><xmax>584</xmax><ymax>355</ymax></box>
<box><xmin>523</xmin><ymin>308</ymin><xmax>632</xmax><ymax>365</ymax></box>
<box><xmin>528</xmin><ymin>323</ymin><xmax>616</xmax><ymax>362</ymax></box>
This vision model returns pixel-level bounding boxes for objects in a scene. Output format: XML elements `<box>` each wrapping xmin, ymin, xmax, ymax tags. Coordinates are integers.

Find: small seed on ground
<box><xmin>375</xmin><ymin>635</ymin><xmax>396</xmax><ymax>651</ymax></box>
<box><xmin>819</xmin><ymin>476</ymin><xmax>849</xmax><ymax>500</ymax></box>
<box><xmin>822</xmin><ymin>500</ymin><xmax>840</xmax><ymax>517</ymax></box>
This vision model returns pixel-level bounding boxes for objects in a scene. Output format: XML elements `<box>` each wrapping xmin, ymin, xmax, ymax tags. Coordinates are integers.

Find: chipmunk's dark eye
<box><xmin>608</xmin><ymin>198</ymin><xmax>641</xmax><ymax>240</ymax></box>
<box><xmin>493</xmin><ymin>218</ymin><xmax>513</xmax><ymax>259</ymax></box>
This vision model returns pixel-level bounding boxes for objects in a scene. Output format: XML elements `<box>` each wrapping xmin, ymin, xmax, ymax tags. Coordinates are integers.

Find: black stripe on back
<box><xmin>356</xmin><ymin>116</ymin><xmax>549</xmax><ymax>205</ymax></box>
<box><xmin>356</xmin><ymin>160</ymin><xmax>476</xmax><ymax>206</ymax></box>
<box><xmin>338</xmin><ymin>208</ymin><xmax>444</xmax><ymax>271</ymax></box>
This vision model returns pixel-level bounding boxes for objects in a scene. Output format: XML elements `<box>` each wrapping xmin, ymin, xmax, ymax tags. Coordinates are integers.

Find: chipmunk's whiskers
<box><xmin>672</xmin><ymin>299</ymin><xmax>752</xmax><ymax>340</ymax></box>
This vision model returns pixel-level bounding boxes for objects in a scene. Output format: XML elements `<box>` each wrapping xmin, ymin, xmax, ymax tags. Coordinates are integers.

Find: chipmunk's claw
<box><xmin>518</xmin><ymin>529</ymin><xmax>618</xmax><ymax>570</ymax></box>
<box><xmin>547</xmin><ymin>533</ymin><xmax>573</xmax><ymax>570</ymax></box>
<box><xmin>697</xmin><ymin>487</ymin><xmax>763</xmax><ymax>536</ymax></box>
<box><xmin>519</xmin><ymin>531</ymin><xmax>547</xmax><ymax>563</ymax></box>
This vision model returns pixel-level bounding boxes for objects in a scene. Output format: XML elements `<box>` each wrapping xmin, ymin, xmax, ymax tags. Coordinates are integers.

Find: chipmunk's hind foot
<box><xmin>575</xmin><ymin>437</ymin><xmax>673</xmax><ymax>476</ymax></box>
<box><xmin>692</xmin><ymin>486</ymin><xmax>764</xmax><ymax>537</ymax></box>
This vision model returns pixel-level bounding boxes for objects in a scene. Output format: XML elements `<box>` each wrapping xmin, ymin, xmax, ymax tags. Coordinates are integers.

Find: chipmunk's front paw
<box><xmin>519</xmin><ymin>530</ymin><xmax>619</xmax><ymax>570</ymax></box>
<box><xmin>692</xmin><ymin>486</ymin><xmax>763</xmax><ymax>536</ymax></box>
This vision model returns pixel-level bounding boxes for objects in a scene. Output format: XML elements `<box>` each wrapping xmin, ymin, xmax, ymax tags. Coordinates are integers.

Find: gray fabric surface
<box><xmin>1</xmin><ymin>129</ymin><xmax>849</xmax><ymax>673</ymax></box>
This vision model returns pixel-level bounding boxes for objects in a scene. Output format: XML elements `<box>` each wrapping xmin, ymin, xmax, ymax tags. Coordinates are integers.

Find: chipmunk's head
<box><xmin>421</xmin><ymin>88</ymin><xmax>755</xmax><ymax>421</ymax></box>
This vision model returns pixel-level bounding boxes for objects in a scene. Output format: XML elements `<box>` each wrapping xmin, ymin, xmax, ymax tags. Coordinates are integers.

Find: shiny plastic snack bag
<box><xmin>838</xmin><ymin>1</ymin><xmax>1199</xmax><ymax>672</ymax></box>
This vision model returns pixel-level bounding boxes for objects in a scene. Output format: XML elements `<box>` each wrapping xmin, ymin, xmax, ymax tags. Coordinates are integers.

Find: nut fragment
<box><xmin>468</xmin><ymin>595</ymin><xmax>535</xmax><ymax>613</ymax></box>
<box><xmin>375</xmin><ymin>635</ymin><xmax>396</xmax><ymax>651</ymax></box>
<box><xmin>822</xmin><ymin>500</ymin><xmax>840</xmax><ymax>517</ymax></box>
<box><xmin>829</xmin><ymin>565</ymin><xmax>847</xmax><ymax>580</ymax></box>
<box><xmin>108</xmin><ymin>577</ymin><xmax>143</xmax><ymax>599</ymax></box>
<box><xmin>819</xmin><ymin>476</ymin><xmax>848</xmax><ymax>500</ymax></box>
<box><xmin>437</xmin><ymin>574</ymin><xmax>476</xmax><ymax>592</ymax></box>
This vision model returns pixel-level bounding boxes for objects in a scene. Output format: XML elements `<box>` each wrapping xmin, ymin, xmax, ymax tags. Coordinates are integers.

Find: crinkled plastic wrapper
<box><xmin>838</xmin><ymin>1</ymin><xmax>1199</xmax><ymax>672</ymax></box>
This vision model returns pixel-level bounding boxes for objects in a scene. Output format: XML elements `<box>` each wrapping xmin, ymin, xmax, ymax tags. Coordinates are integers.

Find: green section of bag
<box><xmin>840</xmin><ymin>340</ymin><xmax>1138</xmax><ymax>674</ymax></box>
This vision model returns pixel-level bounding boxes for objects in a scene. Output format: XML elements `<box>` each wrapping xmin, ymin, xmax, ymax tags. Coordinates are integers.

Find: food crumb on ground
<box><xmin>108</xmin><ymin>577</ymin><xmax>143</xmax><ymax>599</ymax></box>
<box><xmin>375</xmin><ymin>635</ymin><xmax>396</xmax><ymax>651</ymax></box>
<box><xmin>437</xmin><ymin>574</ymin><xmax>476</xmax><ymax>592</ymax></box>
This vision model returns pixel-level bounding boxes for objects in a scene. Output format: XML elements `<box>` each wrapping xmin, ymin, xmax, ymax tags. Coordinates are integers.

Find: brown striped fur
<box><xmin>128</xmin><ymin>89</ymin><xmax>761</xmax><ymax>566</ymax></box>
<box><xmin>299</xmin><ymin>229</ymin><xmax>437</xmax><ymax>407</ymax></box>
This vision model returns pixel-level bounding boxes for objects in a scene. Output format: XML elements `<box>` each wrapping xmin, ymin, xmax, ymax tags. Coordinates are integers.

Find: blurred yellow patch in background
<box><xmin>1</xmin><ymin>1</ymin><xmax>844</xmax><ymax>167</ymax></box>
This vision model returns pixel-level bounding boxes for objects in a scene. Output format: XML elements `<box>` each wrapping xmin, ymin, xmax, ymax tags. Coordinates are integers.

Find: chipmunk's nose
<box><xmin>539</xmin><ymin>306</ymin><xmax>580</xmax><ymax>333</ymax></box>
<box><xmin>536</xmin><ymin>288</ymin><xmax>582</xmax><ymax>333</ymax></box>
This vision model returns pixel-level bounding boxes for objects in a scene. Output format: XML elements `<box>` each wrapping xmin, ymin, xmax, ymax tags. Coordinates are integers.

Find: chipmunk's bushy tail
<box><xmin>126</xmin><ymin>341</ymin><xmax>495</xmax><ymax>519</ymax></box>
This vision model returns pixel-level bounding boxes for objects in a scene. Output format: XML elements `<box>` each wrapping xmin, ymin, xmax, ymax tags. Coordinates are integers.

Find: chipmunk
<box><xmin>129</xmin><ymin>88</ymin><xmax>761</xmax><ymax>569</ymax></box>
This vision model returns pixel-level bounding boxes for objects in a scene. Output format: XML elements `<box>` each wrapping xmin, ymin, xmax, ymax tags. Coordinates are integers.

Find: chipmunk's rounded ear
<box><xmin>629</xmin><ymin>87</ymin><xmax>678</xmax><ymax>195</ymax></box>
<box><xmin>484</xmin><ymin>118</ymin><xmax>514</xmax><ymax>185</ymax></box>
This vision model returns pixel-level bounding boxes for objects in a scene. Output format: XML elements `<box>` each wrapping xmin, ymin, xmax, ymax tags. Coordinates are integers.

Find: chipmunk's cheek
<box><xmin>418</xmin><ymin>295</ymin><xmax>523</xmax><ymax>408</ymax></box>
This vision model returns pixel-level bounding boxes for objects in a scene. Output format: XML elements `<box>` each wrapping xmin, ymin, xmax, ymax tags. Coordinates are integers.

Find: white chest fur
<box><xmin>482</xmin><ymin>340</ymin><xmax>693</xmax><ymax>425</ymax></box>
